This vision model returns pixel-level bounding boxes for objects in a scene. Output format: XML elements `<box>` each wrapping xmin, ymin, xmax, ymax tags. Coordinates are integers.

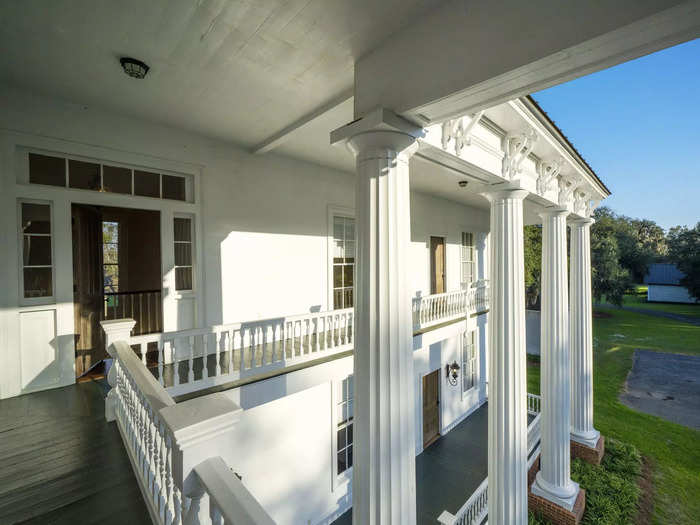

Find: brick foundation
<box><xmin>571</xmin><ymin>435</ymin><xmax>605</xmax><ymax>465</ymax></box>
<box><xmin>528</xmin><ymin>455</ymin><xmax>586</xmax><ymax>525</ymax></box>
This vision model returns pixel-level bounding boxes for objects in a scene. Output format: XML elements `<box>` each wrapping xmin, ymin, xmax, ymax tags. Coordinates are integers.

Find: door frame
<box><xmin>421</xmin><ymin>368</ymin><xmax>442</xmax><ymax>449</ymax></box>
<box><xmin>429</xmin><ymin>235</ymin><xmax>447</xmax><ymax>294</ymax></box>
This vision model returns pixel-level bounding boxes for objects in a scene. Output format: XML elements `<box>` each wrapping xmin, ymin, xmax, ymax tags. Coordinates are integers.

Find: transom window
<box><xmin>332</xmin><ymin>216</ymin><xmax>355</xmax><ymax>309</ymax></box>
<box><xmin>27</xmin><ymin>152</ymin><xmax>191</xmax><ymax>202</ymax></box>
<box><xmin>462</xmin><ymin>330</ymin><xmax>477</xmax><ymax>393</ymax></box>
<box><xmin>461</xmin><ymin>232</ymin><xmax>475</xmax><ymax>289</ymax></box>
<box><xmin>20</xmin><ymin>201</ymin><xmax>53</xmax><ymax>299</ymax></box>
<box><xmin>336</xmin><ymin>375</ymin><xmax>354</xmax><ymax>475</ymax></box>
<box><xmin>174</xmin><ymin>217</ymin><xmax>193</xmax><ymax>291</ymax></box>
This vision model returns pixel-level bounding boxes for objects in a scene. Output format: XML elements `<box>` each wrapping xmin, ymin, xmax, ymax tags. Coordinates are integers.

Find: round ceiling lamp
<box><xmin>120</xmin><ymin>57</ymin><xmax>150</xmax><ymax>79</ymax></box>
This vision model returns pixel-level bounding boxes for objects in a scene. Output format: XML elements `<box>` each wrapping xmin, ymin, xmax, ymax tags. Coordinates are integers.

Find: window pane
<box><xmin>174</xmin><ymin>218</ymin><xmax>191</xmax><ymax>242</ymax></box>
<box><xmin>23</xmin><ymin>236</ymin><xmax>52</xmax><ymax>266</ymax></box>
<box><xmin>175</xmin><ymin>242</ymin><xmax>192</xmax><ymax>266</ymax></box>
<box><xmin>333</xmin><ymin>216</ymin><xmax>344</xmax><ymax>241</ymax></box>
<box><xmin>347</xmin><ymin>444</ymin><xmax>353</xmax><ymax>468</ymax></box>
<box><xmin>104</xmin><ymin>265</ymin><xmax>119</xmax><ymax>292</ymax></box>
<box><xmin>334</xmin><ymin>289</ymin><xmax>343</xmax><ymax>310</ymax></box>
<box><xmin>175</xmin><ymin>267</ymin><xmax>192</xmax><ymax>290</ymax></box>
<box><xmin>343</xmin><ymin>265</ymin><xmax>353</xmax><ymax>287</ymax></box>
<box><xmin>345</xmin><ymin>220</ymin><xmax>354</xmax><ymax>241</ymax></box>
<box><xmin>345</xmin><ymin>288</ymin><xmax>353</xmax><ymax>308</ymax></box>
<box><xmin>162</xmin><ymin>175</ymin><xmax>186</xmax><ymax>201</ymax></box>
<box><xmin>103</xmin><ymin>222</ymin><xmax>119</xmax><ymax>244</ymax></box>
<box><xmin>347</xmin><ymin>423</ymin><xmax>353</xmax><ymax>444</ymax></box>
<box><xmin>22</xmin><ymin>203</ymin><xmax>51</xmax><ymax>233</ymax></box>
<box><xmin>337</xmin><ymin>427</ymin><xmax>346</xmax><ymax>449</ymax></box>
<box><xmin>29</xmin><ymin>153</ymin><xmax>65</xmax><ymax>187</ymax></box>
<box><xmin>337</xmin><ymin>451</ymin><xmax>347</xmax><ymax>474</ymax></box>
<box><xmin>333</xmin><ymin>265</ymin><xmax>343</xmax><ymax>288</ymax></box>
<box><xmin>134</xmin><ymin>170</ymin><xmax>160</xmax><ymax>198</ymax></box>
<box><xmin>103</xmin><ymin>243</ymin><xmax>118</xmax><ymax>264</ymax></box>
<box><xmin>102</xmin><ymin>165</ymin><xmax>132</xmax><ymax>194</ymax></box>
<box><xmin>24</xmin><ymin>267</ymin><xmax>52</xmax><ymax>298</ymax></box>
<box><xmin>345</xmin><ymin>241</ymin><xmax>355</xmax><ymax>260</ymax></box>
<box><xmin>68</xmin><ymin>159</ymin><xmax>101</xmax><ymax>190</ymax></box>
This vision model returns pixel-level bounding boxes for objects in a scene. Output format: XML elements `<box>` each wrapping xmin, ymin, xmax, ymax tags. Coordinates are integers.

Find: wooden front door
<box><xmin>422</xmin><ymin>369</ymin><xmax>441</xmax><ymax>448</ymax></box>
<box><xmin>72</xmin><ymin>204</ymin><xmax>104</xmax><ymax>377</ymax></box>
<box><xmin>430</xmin><ymin>236</ymin><xmax>446</xmax><ymax>294</ymax></box>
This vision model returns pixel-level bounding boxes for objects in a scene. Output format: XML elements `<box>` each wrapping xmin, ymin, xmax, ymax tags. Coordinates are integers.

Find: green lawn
<box><xmin>527</xmin><ymin>307</ymin><xmax>700</xmax><ymax>524</ymax></box>
<box><xmin>622</xmin><ymin>292</ymin><xmax>700</xmax><ymax>319</ymax></box>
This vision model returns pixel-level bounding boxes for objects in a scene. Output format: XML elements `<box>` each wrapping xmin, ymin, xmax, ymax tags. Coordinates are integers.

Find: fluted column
<box><xmin>332</xmin><ymin>109</ymin><xmax>422</xmax><ymax>525</ymax></box>
<box><xmin>531</xmin><ymin>209</ymin><xmax>580</xmax><ymax>510</ymax></box>
<box><xmin>483</xmin><ymin>189</ymin><xmax>529</xmax><ymax>525</ymax></box>
<box><xmin>569</xmin><ymin>218</ymin><xmax>600</xmax><ymax>448</ymax></box>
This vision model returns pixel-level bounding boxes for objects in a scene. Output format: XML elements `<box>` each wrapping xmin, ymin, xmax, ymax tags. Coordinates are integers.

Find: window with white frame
<box><xmin>173</xmin><ymin>217</ymin><xmax>193</xmax><ymax>291</ymax></box>
<box><xmin>336</xmin><ymin>375</ymin><xmax>354</xmax><ymax>475</ymax></box>
<box><xmin>461</xmin><ymin>232</ymin><xmax>475</xmax><ymax>289</ymax></box>
<box><xmin>462</xmin><ymin>330</ymin><xmax>477</xmax><ymax>393</ymax></box>
<box><xmin>102</xmin><ymin>221</ymin><xmax>119</xmax><ymax>295</ymax></box>
<box><xmin>332</xmin><ymin>216</ymin><xmax>355</xmax><ymax>309</ymax></box>
<box><xmin>20</xmin><ymin>201</ymin><xmax>53</xmax><ymax>300</ymax></box>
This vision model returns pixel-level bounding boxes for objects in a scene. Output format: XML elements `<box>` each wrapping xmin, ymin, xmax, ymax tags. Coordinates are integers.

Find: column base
<box><xmin>531</xmin><ymin>472</ymin><xmax>580</xmax><ymax>511</ymax></box>
<box><xmin>570</xmin><ymin>427</ymin><xmax>600</xmax><ymax>449</ymax></box>
<box><xmin>528</xmin><ymin>457</ymin><xmax>585</xmax><ymax>525</ymax></box>
<box><xmin>571</xmin><ymin>434</ymin><xmax>605</xmax><ymax>465</ymax></box>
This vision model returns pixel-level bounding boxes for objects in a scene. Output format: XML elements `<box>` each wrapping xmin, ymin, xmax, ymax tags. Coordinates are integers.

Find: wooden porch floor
<box><xmin>334</xmin><ymin>402</ymin><xmax>490</xmax><ymax>524</ymax></box>
<box><xmin>0</xmin><ymin>381</ymin><xmax>150</xmax><ymax>525</ymax></box>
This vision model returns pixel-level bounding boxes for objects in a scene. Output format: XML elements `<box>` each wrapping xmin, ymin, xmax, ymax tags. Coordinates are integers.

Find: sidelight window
<box><xmin>20</xmin><ymin>201</ymin><xmax>53</xmax><ymax>300</ymax></box>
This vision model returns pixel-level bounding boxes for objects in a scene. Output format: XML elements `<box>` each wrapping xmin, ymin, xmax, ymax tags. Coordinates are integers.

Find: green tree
<box><xmin>590</xmin><ymin>221</ymin><xmax>632</xmax><ymax>306</ymax></box>
<box><xmin>524</xmin><ymin>225</ymin><xmax>542</xmax><ymax>308</ymax></box>
<box><xmin>666</xmin><ymin>223</ymin><xmax>700</xmax><ymax>301</ymax></box>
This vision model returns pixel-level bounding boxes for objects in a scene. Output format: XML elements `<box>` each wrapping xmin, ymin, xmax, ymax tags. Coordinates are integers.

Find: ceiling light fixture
<box><xmin>120</xmin><ymin>57</ymin><xmax>150</xmax><ymax>79</ymax></box>
<box><xmin>458</xmin><ymin>180</ymin><xmax>469</xmax><ymax>188</ymax></box>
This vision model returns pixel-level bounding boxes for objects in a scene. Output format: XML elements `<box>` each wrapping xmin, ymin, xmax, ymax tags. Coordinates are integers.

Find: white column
<box><xmin>569</xmin><ymin>218</ymin><xmax>600</xmax><ymax>448</ymax></box>
<box><xmin>531</xmin><ymin>209</ymin><xmax>579</xmax><ymax>510</ymax></box>
<box><xmin>484</xmin><ymin>189</ymin><xmax>529</xmax><ymax>525</ymax></box>
<box><xmin>332</xmin><ymin>109</ymin><xmax>422</xmax><ymax>525</ymax></box>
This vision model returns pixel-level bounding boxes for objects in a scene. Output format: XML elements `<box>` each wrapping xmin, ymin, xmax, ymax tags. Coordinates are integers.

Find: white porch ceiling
<box><xmin>0</xmin><ymin>0</ymin><xmax>443</xmax><ymax>149</ymax></box>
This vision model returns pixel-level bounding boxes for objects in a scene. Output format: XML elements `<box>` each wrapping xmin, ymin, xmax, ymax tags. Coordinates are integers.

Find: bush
<box><xmin>530</xmin><ymin>439</ymin><xmax>642</xmax><ymax>525</ymax></box>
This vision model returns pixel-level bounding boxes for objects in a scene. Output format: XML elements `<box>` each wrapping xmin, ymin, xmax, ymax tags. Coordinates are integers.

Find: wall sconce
<box><xmin>446</xmin><ymin>361</ymin><xmax>460</xmax><ymax>386</ymax></box>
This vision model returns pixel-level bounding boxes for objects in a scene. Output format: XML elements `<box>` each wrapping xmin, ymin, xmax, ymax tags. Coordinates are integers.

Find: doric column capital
<box><xmin>480</xmin><ymin>187</ymin><xmax>529</xmax><ymax>203</ymax></box>
<box><xmin>539</xmin><ymin>206</ymin><xmax>570</xmax><ymax>219</ymax></box>
<box><xmin>568</xmin><ymin>217</ymin><xmax>595</xmax><ymax>227</ymax></box>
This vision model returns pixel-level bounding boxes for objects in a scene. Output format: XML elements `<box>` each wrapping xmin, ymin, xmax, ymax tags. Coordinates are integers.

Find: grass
<box><xmin>621</xmin><ymin>292</ymin><xmax>700</xmax><ymax>319</ymax></box>
<box><xmin>527</xmin><ymin>306</ymin><xmax>700</xmax><ymax>524</ymax></box>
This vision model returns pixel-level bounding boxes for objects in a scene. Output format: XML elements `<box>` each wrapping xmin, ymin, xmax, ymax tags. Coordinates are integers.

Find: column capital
<box><xmin>480</xmin><ymin>186</ymin><xmax>529</xmax><ymax>203</ymax></box>
<box><xmin>539</xmin><ymin>206</ymin><xmax>570</xmax><ymax>219</ymax></box>
<box><xmin>330</xmin><ymin>107</ymin><xmax>424</xmax><ymax>160</ymax></box>
<box><xmin>569</xmin><ymin>217</ymin><xmax>595</xmax><ymax>227</ymax></box>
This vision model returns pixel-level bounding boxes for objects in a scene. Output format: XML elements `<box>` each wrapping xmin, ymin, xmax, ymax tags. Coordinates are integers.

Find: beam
<box><xmin>354</xmin><ymin>0</ymin><xmax>700</xmax><ymax>124</ymax></box>
<box><xmin>252</xmin><ymin>89</ymin><xmax>352</xmax><ymax>154</ymax></box>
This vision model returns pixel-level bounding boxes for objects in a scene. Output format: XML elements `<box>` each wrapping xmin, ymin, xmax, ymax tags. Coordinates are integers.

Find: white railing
<box><xmin>438</xmin><ymin>393</ymin><xmax>541</xmax><ymax>525</ymax></box>
<box><xmin>125</xmin><ymin>307</ymin><xmax>353</xmax><ymax>397</ymax></box>
<box><xmin>106</xmin><ymin>334</ymin><xmax>275</xmax><ymax>525</ymax></box>
<box><xmin>413</xmin><ymin>280</ymin><xmax>489</xmax><ymax>331</ymax></box>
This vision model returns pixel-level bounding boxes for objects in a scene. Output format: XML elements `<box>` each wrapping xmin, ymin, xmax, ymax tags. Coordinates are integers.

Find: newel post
<box><xmin>100</xmin><ymin>319</ymin><xmax>136</xmax><ymax>422</ymax></box>
<box><xmin>159</xmin><ymin>393</ymin><xmax>242</xmax><ymax>525</ymax></box>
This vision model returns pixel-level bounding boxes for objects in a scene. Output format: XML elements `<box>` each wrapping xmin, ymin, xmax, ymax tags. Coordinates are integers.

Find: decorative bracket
<box><xmin>573</xmin><ymin>189</ymin><xmax>589</xmax><ymax>216</ymax></box>
<box><xmin>502</xmin><ymin>129</ymin><xmax>537</xmax><ymax>180</ymax></box>
<box><xmin>587</xmin><ymin>199</ymin><xmax>601</xmax><ymax>218</ymax></box>
<box><xmin>441</xmin><ymin>111</ymin><xmax>485</xmax><ymax>155</ymax></box>
<box><xmin>536</xmin><ymin>158</ymin><xmax>563</xmax><ymax>196</ymax></box>
<box><xmin>557</xmin><ymin>175</ymin><xmax>581</xmax><ymax>207</ymax></box>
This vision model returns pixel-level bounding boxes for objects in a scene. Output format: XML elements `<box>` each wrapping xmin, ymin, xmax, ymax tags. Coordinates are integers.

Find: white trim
<box><xmin>442</xmin><ymin>397</ymin><xmax>487</xmax><ymax>435</ymax></box>
<box><xmin>427</xmin><ymin>233</ymin><xmax>449</xmax><ymax>294</ymax></box>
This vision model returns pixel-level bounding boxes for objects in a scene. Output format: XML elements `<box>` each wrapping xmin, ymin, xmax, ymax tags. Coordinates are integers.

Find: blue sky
<box><xmin>532</xmin><ymin>38</ymin><xmax>700</xmax><ymax>230</ymax></box>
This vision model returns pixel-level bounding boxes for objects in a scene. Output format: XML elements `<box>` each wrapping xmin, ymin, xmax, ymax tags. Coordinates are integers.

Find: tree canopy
<box><xmin>666</xmin><ymin>223</ymin><xmax>700</xmax><ymax>301</ymax></box>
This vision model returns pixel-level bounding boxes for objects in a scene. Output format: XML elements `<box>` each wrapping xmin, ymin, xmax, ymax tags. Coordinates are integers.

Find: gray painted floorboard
<box><xmin>0</xmin><ymin>381</ymin><xmax>150</xmax><ymax>524</ymax></box>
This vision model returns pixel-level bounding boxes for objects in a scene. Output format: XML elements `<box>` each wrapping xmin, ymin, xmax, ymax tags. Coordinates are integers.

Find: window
<box><xmin>174</xmin><ymin>217</ymin><xmax>193</xmax><ymax>291</ymax></box>
<box><xmin>102</xmin><ymin>221</ymin><xmax>119</xmax><ymax>295</ymax></box>
<box><xmin>28</xmin><ymin>153</ymin><xmax>65</xmax><ymax>187</ymax></box>
<box><xmin>336</xmin><ymin>375</ymin><xmax>354</xmax><ymax>475</ymax></box>
<box><xmin>26</xmin><ymin>151</ymin><xmax>192</xmax><ymax>202</ymax></box>
<box><xmin>461</xmin><ymin>232</ymin><xmax>475</xmax><ymax>289</ymax></box>
<box><xmin>461</xmin><ymin>331</ymin><xmax>477</xmax><ymax>393</ymax></box>
<box><xmin>20</xmin><ymin>202</ymin><xmax>53</xmax><ymax>299</ymax></box>
<box><xmin>332</xmin><ymin>216</ymin><xmax>355</xmax><ymax>309</ymax></box>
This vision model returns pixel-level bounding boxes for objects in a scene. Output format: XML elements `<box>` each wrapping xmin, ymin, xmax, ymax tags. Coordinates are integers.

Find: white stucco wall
<box><xmin>0</xmin><ymin>85</ymin><xmax>490</xmax><ymax>401</ymax></box>
<box><xmin>647</xmin><ymin>285</ymin><xmax>698</xmax><ymax>304</ymax></box>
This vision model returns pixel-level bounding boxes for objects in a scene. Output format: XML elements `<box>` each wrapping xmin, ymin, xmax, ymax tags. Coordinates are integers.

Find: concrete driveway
<box><xmin>620</xmin><ymin>350</ymin><xmax>700</xmax><ymax>430</ymax></box>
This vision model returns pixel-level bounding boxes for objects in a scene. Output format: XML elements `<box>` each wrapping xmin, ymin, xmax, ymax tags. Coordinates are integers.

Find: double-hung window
<box><xmin>461</xmin><ymin>330</ymin><xmax>477</xmax><ymax>393</ymax></box>
<box><xmin>461</xmin><ymin>232</ymin><xmax>475</xmax><ymax>289</ymax></box>
<box><xmin>173</xmin><ymin>217</ymin><xmax>193</xmax><ymax>291</ymax></box>
<box><xmin>332</xmin><ymin>216</ymin><xmax>355</xmax><ymax>309</ymax></box>
<box><xmin>336</xmin><ymin>375</ymin><xmax>354</xmax><ymax>475</ymax></box>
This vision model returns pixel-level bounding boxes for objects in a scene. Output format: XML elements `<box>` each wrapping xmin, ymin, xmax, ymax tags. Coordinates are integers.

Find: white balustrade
<box><xmin>124</xmin><ymin>307</ymin><xmax>353</xmax><ymax>397</ymax></box>
<box><xmin>412</xmin><ymin>280</ymin><xmax>490</xmax><ymax>331</ymax></box>
<box><xmin>438</xmin><ymin>392</ymin><xmax>541</xmax><ymax>525</ymax></box>
<box><xmin>105</xmin><ymin>333</ymin><xmax>275</xmax><ymax>525</ymax></box>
